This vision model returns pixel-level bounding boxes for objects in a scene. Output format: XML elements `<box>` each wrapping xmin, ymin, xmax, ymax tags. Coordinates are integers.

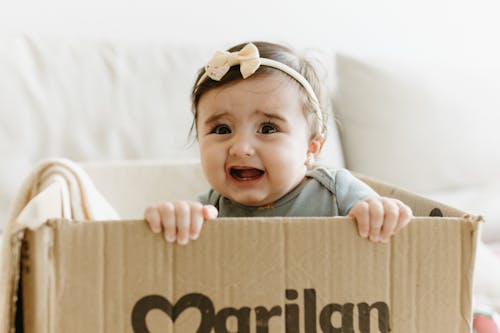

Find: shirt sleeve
<box><xmin>334</xmin><ymin>169</ymin><xmax>379</xmax><ymax>216</ymax></box>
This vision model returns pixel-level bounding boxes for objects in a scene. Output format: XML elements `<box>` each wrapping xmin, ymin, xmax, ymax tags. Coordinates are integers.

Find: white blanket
<box><xmin>0</xmin><ymin>158</ymin><xmax>119</xmax><ymax>333</ymax></box>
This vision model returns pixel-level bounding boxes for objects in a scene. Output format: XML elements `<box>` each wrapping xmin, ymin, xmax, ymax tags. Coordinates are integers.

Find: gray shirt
<box><xmin>198</xmin><ymin>167</ymin><xmax>378</xmax><ymax>217</ymax></box>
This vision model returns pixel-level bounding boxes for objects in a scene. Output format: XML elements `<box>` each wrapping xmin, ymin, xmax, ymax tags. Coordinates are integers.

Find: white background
<box><xmin>1</xmin><ymin>0</ymin><xmax>499</xmax><ymax>63</ymax></box>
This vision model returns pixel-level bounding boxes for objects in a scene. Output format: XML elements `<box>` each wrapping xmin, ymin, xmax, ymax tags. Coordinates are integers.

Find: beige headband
<box><xmin>196</xmin><ymin>43</ymin><xmax>325</xmax><ymax>136</ymax></box>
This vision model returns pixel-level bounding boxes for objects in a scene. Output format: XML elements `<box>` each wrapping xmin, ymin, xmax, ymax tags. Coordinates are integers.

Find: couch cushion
<box><xmin>0</xmin><ymin>36</ymin><xmax>210</xmax><ymax>229</ymax></box>
<box><xmin>335</xmin><ymin>54</ymin><xmax>500</xmax><ymax>193</ymax></box>
<box><xmin>82</xmin><ymin>160</ymin><xmax>209</xmax><ymax>219</ymax></box>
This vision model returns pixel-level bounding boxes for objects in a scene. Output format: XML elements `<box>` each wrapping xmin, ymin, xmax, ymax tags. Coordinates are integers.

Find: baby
<box><xmin>144</xmin><ymin>41</ymin><xmax>412</xmax><ymax>245</ymax></box>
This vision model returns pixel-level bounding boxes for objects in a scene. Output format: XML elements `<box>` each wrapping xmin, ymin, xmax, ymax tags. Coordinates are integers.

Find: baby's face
<box><xmin>196</xmin><ymin>73</ymin><xmax>316</xmax><ymax>207</ymax></box>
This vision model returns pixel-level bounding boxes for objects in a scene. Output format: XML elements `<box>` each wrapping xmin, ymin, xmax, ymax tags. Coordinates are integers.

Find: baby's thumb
<box><xmin>202</xmin><ymin>205</ymin><xmax>218</xmax><ymax>220</ymax></box>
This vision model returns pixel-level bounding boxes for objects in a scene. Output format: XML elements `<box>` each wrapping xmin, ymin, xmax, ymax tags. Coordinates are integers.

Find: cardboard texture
<box><xmin>3</xmin><ymin>173</ymin><xmax>480</xmax><ymax>333</ymax></box>
<box><xmin>19</xmin><ymin>216</ymin><xmax>479</xmax><ymax>333</ymax></box>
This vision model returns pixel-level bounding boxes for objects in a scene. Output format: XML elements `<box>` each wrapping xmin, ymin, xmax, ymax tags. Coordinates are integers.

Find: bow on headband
<box><xmin>204</xmin><ymin>43</ymin><xmax>261</xmax><ymax>81</ymax></box>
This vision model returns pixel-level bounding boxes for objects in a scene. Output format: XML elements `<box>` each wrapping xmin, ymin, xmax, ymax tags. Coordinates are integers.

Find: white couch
<box><xmin>1</xmin><ymin>34</ymin><xmax>500</xmax><ymax>247</ymax></box>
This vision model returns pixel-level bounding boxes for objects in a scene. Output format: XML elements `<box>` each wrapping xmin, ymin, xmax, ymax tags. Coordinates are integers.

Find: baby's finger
<box><xmin>175</xmin><ymin>201</ymin><xmax>191</xmax><ymax>245</ymax></box>
<box><xmin>368</xmin><ymin>199</ymin><xmax>384</xmax><ymax>242</ymax></box>
<box><xmin>144</xmin><ymin>206</ymin><xmax>162</xmax><ymax>233</ymax></box>
<box><xmin>202</xmin><ymin>205</ymin><xmax>218</xmax><ymax>220</ymax></box>
<box><xmin>190</xmin><ymin>202</ymin><xmax>204</xmax><ymax>240</ymax></box>
<box><xmin>349</xmin><ymin>201</ymin><xmax>370</xmax><ymax>238</ymax></box>
<box><xmin>379</xmin><ymin>199</ymin><xmax>398</xmax><ymax>243</ymax></box>
<box><xmin>394</xmin><ymin>201</ymin><xmax>413</xmax><ymax>233</ymax></box>
<box><xmin>158</xmin><ymin>202</ymin><xmax>176</xmax><ymax>242</ymax></box>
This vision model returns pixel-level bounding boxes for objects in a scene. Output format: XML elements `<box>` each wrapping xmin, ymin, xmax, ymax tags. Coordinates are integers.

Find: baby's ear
<box><xmin>307</xmin><ymin>136</ymin><xmax>324</xmax><ymax>157</ymax></box>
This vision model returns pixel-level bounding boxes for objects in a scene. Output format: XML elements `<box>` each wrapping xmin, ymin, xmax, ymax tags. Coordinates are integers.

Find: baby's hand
<box><xmin>348</xmin><ymin>197</ymin><xmax>413</xmax><ymax>243</ymax></box>
<box><xmin>144</xmin><ymin>201</ymin><xmax>218</xmax><ymax>245</ymax></box>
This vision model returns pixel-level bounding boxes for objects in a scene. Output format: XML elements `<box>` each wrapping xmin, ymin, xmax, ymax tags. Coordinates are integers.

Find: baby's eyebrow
<box><xmin>203</xmin><ymin>111</ymin><xmax>229</xmax><ymax>125</ymax></box>
<box><xmin>260</xmin><ymin>111</ymin><xmax>287</xmax><ymax>122</ymax></box>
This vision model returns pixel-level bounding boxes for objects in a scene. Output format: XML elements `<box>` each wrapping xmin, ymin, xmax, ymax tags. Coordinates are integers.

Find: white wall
<box><xmin>1</xmin><ymin>0</ymin><xmax>499</xmax><ymax>63</ymax></box>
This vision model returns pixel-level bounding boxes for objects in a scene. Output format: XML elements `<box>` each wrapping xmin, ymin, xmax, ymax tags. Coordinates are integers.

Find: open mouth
<box><xmin>229</xmin><ymin>167</ymin><xmax>265</xmax><ymax>182</ymax></box>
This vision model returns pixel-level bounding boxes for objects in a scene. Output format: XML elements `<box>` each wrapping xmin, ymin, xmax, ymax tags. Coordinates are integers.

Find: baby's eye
<box><xmin>258</xmin><ymin>123</ymin><xmax>279</xmax><ymax>134</ymax></box>
<box><xmin>210</xmin><ymin>124</ymin><xmax>231</xmax><ymax>135</ymax></box>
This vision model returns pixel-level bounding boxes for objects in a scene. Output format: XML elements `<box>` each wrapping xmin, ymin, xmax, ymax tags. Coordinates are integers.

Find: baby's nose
<box><xmin>228</xmin><ymin>136</ymin><xmax>255</xmax><ymax>157</ymax></box>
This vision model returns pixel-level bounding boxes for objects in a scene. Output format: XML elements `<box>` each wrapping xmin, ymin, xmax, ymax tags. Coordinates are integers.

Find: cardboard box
<box><xmin>17</xmin><ymin>215</ymin><xmax>478</xmax><ymax>333</ymax></box>
<box><xmin>5</xmin><ymin>172</ymin><xmax>480</xmax><ymax>333</ymax></box>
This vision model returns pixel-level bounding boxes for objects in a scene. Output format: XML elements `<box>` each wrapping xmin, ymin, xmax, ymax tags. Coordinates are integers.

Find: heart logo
<box><xmin>131</xmin><ymin>294</ymin><xmax>215</xmax><ymax>333</ymax></box>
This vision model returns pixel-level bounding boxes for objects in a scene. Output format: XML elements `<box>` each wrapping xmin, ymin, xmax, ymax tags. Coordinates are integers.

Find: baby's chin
<box><xmin>220</xmin><ymin>191</ymin><xmax>277</xmax><ymax>208</ymax></box>
<box><xmin>215</xmin><ymin>181</ymin><xmax>303</xmax><ymax>208</ymax></box>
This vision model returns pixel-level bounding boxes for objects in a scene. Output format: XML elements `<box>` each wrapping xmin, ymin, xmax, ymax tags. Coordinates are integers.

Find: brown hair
<box><xmin>190</xmin><ymin>41</ymin><xmax>328</xmax><ymax>139</ymax></box>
